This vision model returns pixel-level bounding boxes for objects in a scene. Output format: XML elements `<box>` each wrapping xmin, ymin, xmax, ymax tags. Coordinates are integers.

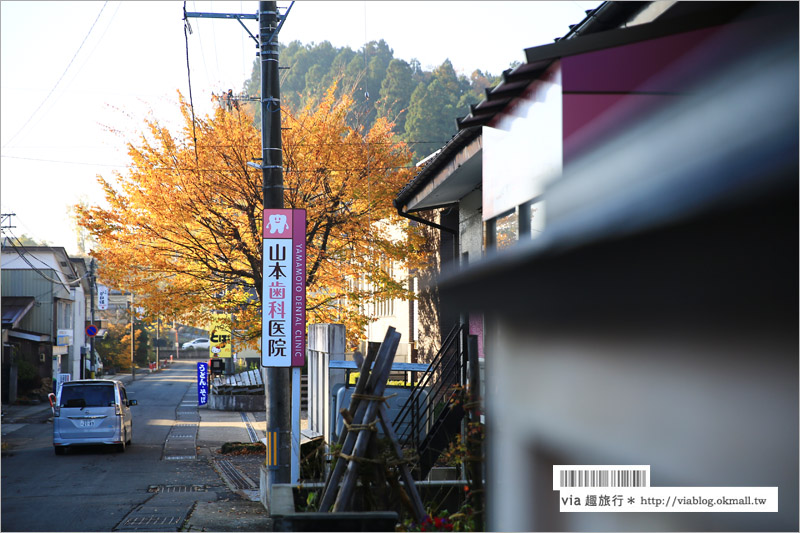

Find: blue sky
<box><xmin>1</xmin><ymin>1</ymin><xmax>598</xmax><ymax>254</ymax></box>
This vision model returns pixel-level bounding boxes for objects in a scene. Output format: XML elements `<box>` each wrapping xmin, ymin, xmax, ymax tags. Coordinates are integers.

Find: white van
<box><xmin>51</xmin><ymin>379</ymin><xmax>137</xmax><ymax>455</ymax></box>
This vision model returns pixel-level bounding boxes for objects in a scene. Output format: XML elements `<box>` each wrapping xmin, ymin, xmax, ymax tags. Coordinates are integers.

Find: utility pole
<box><xmin>261</xmin><ymin>0</ymin><xmax>291</xmax><ymax>489</ymax></box>
<box><xmin>156</xmin><ymin>316</ymin><xmax>160</xmax><ymax>371</ymax></box>
<box><xmin>89</xmin><ymin>259</ymin><xmax>96</xmax><ymax>379</ymax></box>
<box><xmin>185</xmin><ymin>0</ymin><xmax>294</xmax><ymax>493</ymax></box>
<box><xmin>130</xmin><ymin>292</ymin><xmax>135</xmax><ymax>381</ymax></box>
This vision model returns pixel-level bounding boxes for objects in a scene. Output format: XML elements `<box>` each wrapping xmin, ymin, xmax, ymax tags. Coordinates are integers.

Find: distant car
<box><xmin>182</xmin><ymin>338</ymin><xmax>210</xmax><ymax>350</ymax></box>
<box><xmin>51</xmin><ymin>379</ymin><xmax>137</xmax><ymax>454</ymax></box>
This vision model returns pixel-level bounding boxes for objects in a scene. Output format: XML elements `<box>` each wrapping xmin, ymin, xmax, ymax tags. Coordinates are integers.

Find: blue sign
<box><xmin>86</xmin><ymin>324</ymin><xmax>98</xmax><ymax>337</ymax></box>
<box><xmin>197</xmin><ymin>362</ymin><xmax>209</xmax><ymax>406</ymax></box>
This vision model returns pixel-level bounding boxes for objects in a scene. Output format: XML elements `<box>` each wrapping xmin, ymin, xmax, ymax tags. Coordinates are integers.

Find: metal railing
<box><xmin>391</xmin><ymin>323</ymin><xmax>467</xmax><ymax>455</ymax></box>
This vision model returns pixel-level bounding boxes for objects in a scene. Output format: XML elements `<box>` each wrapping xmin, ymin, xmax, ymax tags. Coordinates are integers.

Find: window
<box><xmin>496</xmin><ymin>210</ymin><xmax>519</xmax><ymax>250</ymax></box>
<box><xmin>57</xmin><ymin>300</ymin><xmax>73</xmax><ymax>329</ymax></box>
<box><xmin>375</xmin><ymin>298</ymin><xmax>394</xmax><ymax>317</ymax></box>
<box><xmin>529</xmin><ymin>200</ymin><xmax>545</xmax><ymax>238</ymax></box>
<box><xmin>60</xmin><ymin>384</ymin><xmax>115</xmax><ymax>407</ymax></box>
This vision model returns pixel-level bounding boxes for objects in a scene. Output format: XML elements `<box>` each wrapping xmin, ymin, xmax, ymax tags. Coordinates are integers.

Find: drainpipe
<box><xmin>394</xmin><ymin>202</ymin><xmax>457</xmax><ymax>236</ymax></box>
<box><xmin>395</xmin><ymin>201</ymin><xmax>461</xmax><ymax>347</ymax></box>
<box><xmin>394</xmin><ymin>201</ymin><xmax>459</xmax><ymax>271</ymax></box>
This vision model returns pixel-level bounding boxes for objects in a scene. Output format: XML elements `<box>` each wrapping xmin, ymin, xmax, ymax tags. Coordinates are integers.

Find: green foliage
<box><xmin>16</xmin><ymin>358</ymin><xmax>39</xmax><ymax>385</ymax></box>
<box><xmin>12</xmin><ymin>233</ymin><xmax>51</xmax><ymax>246</ymax></box>
<box><xmin>243</xmin><ymin>39</ymin><xmax>505</xmax><ymax>160</ymax></box>
<box><xmin>135</xmin><ymin>326</ymin><xmax>149</xmax><ymax>365</ymax></box>
<box><xmin>404</xmin><ymin>79</ymin><xmax>458</xmax><ymax>161</ymax></box>
<box><xmin>378</xmin><ymin>58</ymin><xmax>415</xmax><ymax>135</ymax></box>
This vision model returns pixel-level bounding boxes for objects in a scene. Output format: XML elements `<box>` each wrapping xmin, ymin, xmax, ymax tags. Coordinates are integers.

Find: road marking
<box><xmin>0</xmin><ymin>424</ymin><xmax>25</xmax><ymax>436</ymax></box>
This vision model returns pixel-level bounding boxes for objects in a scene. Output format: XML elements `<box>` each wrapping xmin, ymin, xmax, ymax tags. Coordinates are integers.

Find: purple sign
<box><xmin>291</xmin><ymin>209</ymin><xmax>306</xmax><ymax>367</ymax></box>
<box><xmin>262</xmin><ymin>209</ymin><xmax>306</xmax><ymax>367</ymax></box>
<box><xmin>197</xmin><ymin>362</ymin><xmax>209</xmax><ymax>405</ymax></box>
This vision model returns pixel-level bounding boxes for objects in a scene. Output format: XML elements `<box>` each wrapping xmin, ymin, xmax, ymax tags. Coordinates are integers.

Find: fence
<box><xmin>306</xmin><ymin>324</ymin><xmax>346</xmax><ymax>443</ymax></box>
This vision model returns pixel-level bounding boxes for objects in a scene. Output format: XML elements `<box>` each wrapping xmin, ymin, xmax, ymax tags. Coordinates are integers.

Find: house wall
<box><xmin>70</xmin><ymin>285</ymin><xmax>86</xmax><ymax>379</ymax></box>
<box><xmin>562</xmin><ymin>14</ymin><xmax>776</xmax><ymax>164</ymax></box>
<box><xmin>365</xmin><ymin>280</ymin><xmax>413</xmax><ymax>362</ymax></box>
<box><xmin>488</xmin><ymin>309</ymin><xmax>797</xmax><ymax>531</ymax></box>
<box><xmin>458</xmin><ymin>189</ymin><xmax>483</xmax><ymax>265</ymax></box>
<box><xmin>1</xmin><ymin>270</ymin><xmax>57</xmax><ymax>335</ymax></box>
<box><xmin>2</xmin><ymin>249</ymin><xmax>88</xmax><ymax>381</ymax></box>
<box><xmin>483</xmin><ymin>62</ymin><xmax>563</xmax><ymax>222</ymax></box>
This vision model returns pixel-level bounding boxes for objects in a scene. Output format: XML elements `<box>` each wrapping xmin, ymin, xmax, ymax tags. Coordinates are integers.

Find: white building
<box><xmin>2</xmin><ymin>245</ymin><xmax>90</xmax><ymax>390</ymax></box>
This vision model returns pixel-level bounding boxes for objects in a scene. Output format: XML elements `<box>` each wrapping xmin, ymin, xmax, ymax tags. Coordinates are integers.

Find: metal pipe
<box><xmin>395</xmin><ymin>203</ymin><xmax>456</xmax><ymax>235</ymax></box>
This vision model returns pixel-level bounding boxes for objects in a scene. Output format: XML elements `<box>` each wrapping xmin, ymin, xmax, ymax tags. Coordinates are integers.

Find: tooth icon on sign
<box><xmin>267</xmin><ymin>214</ymin><xmax>289</xmax><ymax>234</ymax></box>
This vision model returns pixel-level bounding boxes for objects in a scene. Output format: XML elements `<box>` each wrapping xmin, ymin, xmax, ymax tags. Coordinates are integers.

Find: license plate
<box><xmin>79</xmin><ymin>420</ymin><xmax>95</xmax><ymax>427</ymax></box>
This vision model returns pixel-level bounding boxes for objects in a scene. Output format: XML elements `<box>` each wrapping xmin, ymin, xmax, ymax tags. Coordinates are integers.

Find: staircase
<box><xmin>392</xmin><ymin>323</ymin><xmax>468</xmax><ymax>479</ymax></box>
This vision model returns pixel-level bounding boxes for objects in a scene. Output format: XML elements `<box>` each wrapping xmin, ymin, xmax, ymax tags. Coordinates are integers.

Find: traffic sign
<box><xmin>86</xmin><ymin>324</ymin><xmax>99</xmax><ymax>337</ymax></box>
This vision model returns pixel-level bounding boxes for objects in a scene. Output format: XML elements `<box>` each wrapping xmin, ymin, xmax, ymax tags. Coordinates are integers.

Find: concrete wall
<box><xmin>306</xmin><ymin>324</ymin><xmax>346</xmax><ymax>443</ymax></box>
<box><xmin>458</xmin><ymin>189</ymin><xmax>483</xmax><ymax>266</ymax></box>
<box><xmin>208</xmin><ymin>393</ymin><xmax>265</xmax><ymax>411</ymax></box>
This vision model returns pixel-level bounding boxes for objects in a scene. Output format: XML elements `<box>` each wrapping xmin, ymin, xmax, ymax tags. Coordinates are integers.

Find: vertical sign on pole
<box><xmin>197</xmin><ymin>362</ymin><xmax>209</xmax><ymax>406</ymax></box>
<box><xmin>262</xmin><ymin>208</ymin><xmax>306</xmax><ymax>368</ymax></box>
<box><xmin>208</xmin><ymin>316</ymin><xmax>232</xmax><ymax>358</ymax></box>
<box><xmin>97</xmin><ymin>285</ymin><xmax>108</xmax><ymax>311</ymax></box>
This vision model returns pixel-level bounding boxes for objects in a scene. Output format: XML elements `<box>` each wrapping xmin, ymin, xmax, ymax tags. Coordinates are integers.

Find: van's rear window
<box><xmin>60</xmin><ymin>384</ymin><xmax>115</xmax><ymax>408</ymax></box>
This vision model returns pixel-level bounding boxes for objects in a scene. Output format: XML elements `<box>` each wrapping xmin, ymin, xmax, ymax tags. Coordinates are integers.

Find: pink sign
<box><xmin>262</xmin><ymin>209</ymin><xmax>306</xmax><ymax>367</ymax></box>
<box><xmin>263</xmin><ymin>209</ymin><xmax>293</xmax><ymax>237</ymax></box>
<box><xmin>291</xmin><ymin>209</ymin><xmax>306</xmax><ymax>367</ymax></box>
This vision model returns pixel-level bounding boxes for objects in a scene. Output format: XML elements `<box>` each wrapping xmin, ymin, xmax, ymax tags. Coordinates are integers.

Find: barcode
<box><xmin>553</xmin><ymin>465</ymin><xmax>651</xmax><ymax>490</ymax></box>
<box><xmin>560</xmin><ymin>469</ymin><xmax>647</xmax><ymax>488</ymax></box>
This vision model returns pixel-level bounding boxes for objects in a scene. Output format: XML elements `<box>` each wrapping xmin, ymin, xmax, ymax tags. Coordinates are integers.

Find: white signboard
<box><xmin>57</xmin><ymin>373</ymin><xmax>71</xmax><ymax>393</ymax></box>
<box><xmin>97</xmin><ymin>285</ymin><xmax>108</xmax><ymax>310</ymax></box>
<box><xmin>56</xmin><ymin>329</ymin><xmax>73</xmax><ymax>346</ymax></box>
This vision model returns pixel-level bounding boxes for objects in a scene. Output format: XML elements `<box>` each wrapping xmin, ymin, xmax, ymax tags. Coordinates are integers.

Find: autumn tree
<box><xmin>96</xmin><ymin>320</ymin><xmax>148</xmax><ymax>372</ymax></box>
<box><xmin>77</xmin><ymin>82</ymin><xmax>426</xmax><ymax>349</ymax></box>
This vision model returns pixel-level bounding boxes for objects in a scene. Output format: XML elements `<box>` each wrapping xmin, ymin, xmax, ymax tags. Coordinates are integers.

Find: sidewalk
<box><xmin>184</xmin><ymin>406</ymin><xmax>273</xmax><ymax>531</ymax></box>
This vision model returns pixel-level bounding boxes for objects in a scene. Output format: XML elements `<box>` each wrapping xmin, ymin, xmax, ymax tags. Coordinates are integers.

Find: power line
<box><xmin>2</xmin><ymin>2</ymin><xmax>109</xmax><ymax>150</ymax></box>
<box><xmin>183</xmin><ymin>2</ymin><xmax>200</xmax><ymax>165</ymax></box>
<box><xmin>192</xmin><ymin>1</ymin><xmax>214</xmax><ymax>86</ymax></box>
<box><xmin>2</xmin><ymin>234</ymin><xmax>74</xmax><ymax>292</ymax></box>
<box><xmin>0</xmin><ymin>155</ymin><xmax>126</xmax><ymax>167</ymax></box>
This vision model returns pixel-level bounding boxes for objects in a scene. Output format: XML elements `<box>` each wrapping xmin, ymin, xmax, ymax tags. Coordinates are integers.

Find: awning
<box><xmin>1</xmin><ymin>297</ymin><xmax>35</xmax><ymax>329</ymax></box>
<box><xmin>7</xmin><ymin>330</ymin><xmax>51</xmax><ymax>343</ymax></box>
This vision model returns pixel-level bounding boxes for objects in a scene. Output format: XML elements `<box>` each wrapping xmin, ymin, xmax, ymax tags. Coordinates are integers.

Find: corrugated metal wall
<box><xmin>1</xmin><ymin>270</ymin><xmax>59</xmax><ymax>335</ymax></box>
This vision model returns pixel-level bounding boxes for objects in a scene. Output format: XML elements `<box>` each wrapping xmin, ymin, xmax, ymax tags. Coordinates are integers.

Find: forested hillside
<box><xmin>242</xmin><ymin>39</ymin><xmax>507</xmax><ymax>161</ymax></box>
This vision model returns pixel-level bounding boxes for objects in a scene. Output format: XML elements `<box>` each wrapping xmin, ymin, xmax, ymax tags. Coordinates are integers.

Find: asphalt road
<box><xmin>1</xmin><ymin>361</ymin><xmax>223</xmax><ymax>532</ymax></box>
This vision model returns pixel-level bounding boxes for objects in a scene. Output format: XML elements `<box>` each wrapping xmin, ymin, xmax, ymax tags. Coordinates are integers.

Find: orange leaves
<box><xmin>77</xmin><ymin>82</ymin><xmax>425</xmax><ymax>349</ymax></box>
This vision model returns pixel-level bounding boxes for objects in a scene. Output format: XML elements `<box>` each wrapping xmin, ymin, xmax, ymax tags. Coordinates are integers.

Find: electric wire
<box><xmin>0</xmin><ymin>154</ymin><xmax>420</xmax><ymax>173</ymax></box>
<box><xmin>70</xmin><ymin>1</ymin><xmax>123</xmax><ymax>83</ymax></box>
<box><xmin>2</xmin><ymin>234</ymin><xmax>75</xmax><ymax>291</ymax></box>
<box><xmin>191</xmin><ymin>1</ymin><xmax>214</xmax><ymax>89</ymax></box>
<box><xmin>2</xmin><ymin>1</ymin><xmax>109</xmax><ymax>150</ymax></box>
<box><xmin>183</xmin><ymin>2</ymin><xmax>200</xmax><ymax>166</ymax></box>
<box><xmin>12</xmin><ymin>0</ymin><xmax>123</xmax><ymax>139</ymax></box>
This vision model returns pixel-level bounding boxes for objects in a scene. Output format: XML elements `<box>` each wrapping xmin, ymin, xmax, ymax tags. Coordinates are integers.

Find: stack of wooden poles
<box><xmin>318</xmin><ymin>327</ymin><xmax>426</xmax><ymax>523</ymax></box>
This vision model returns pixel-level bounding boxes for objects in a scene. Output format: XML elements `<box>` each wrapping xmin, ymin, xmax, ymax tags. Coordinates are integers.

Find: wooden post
<box><xmin>333</xmin><ymin>331</ymin><xmax>400</xmax><ymax>511</ymax></box>
<box><xmin>377</xmin><ymin>404</ymin><xmax>426</xmax><ymax>522</ymax></box>
<box><xmin>319</xmin><ymin>327</ymin><xmax>397</xmax><ymax>511</ymax></box>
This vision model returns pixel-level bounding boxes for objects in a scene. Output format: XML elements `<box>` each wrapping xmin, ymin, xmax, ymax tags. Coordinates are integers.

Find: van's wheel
<box><xmin>54</xmin><ymin>446</ymin><xmax>65</xmax><ymax>455</ymax></box>
<box><xmin>118</xmin><ymin>430</ymin><xmax>127</xmax><ymax>453</ymax></box>
<box><xmin>127</xmin><ymin>427</ymin><xmax>132</xmax><ymax>446</ymax></box>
